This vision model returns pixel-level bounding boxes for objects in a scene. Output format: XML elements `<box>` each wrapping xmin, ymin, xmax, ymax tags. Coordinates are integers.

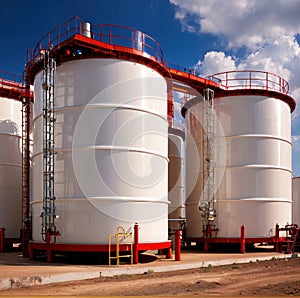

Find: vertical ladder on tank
<box><xmin>21</xmin><ymin>72</ymin><xmax>31</xmax><ymax>256</ymax></box>
<box><xmin>200</xmin><ymin>88</ymin><xmax>217</xmax><ymax>235</ymax></box>
<box><xmin>41</xmin><ymin>50</ymin><xmax>59</xmax><ymax>242</ymax></box>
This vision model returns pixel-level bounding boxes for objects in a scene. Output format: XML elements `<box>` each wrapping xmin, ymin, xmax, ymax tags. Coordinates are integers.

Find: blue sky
<box><xmin>0</xmin><ymin>0</ymin><xmax>216</xmax><ymax>74</ymax></box>
<box><xmin>1</xmin><ymin>0</ymin><xmax>300</xmax><ymax>175</ymax></box>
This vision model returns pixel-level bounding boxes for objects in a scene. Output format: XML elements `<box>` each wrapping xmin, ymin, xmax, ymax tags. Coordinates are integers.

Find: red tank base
<box><xmin>29</xmin><ymin>241</ymin><xmax>172</xmax><ymax>263</ymax></box>
<box><xmin>0</xmin><ymin>228</ymin><xmax>21</xmax><ymax>252</ymax></box>
<box><xmin>186</xmin><ymin>236</ymin><xmax>286</xmax><ymax>253</ymax></box>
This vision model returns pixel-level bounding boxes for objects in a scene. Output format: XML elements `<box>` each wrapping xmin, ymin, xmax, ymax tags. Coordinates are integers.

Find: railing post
<box><xmin>226</xmin><ymin>72</ymin><xmax>228</xmax><ymax>90</ymax></box>
<box><xmin>0</xmin><ymin>228</ymin><xmax>5</xmax><ymax>253</ymax></box>
<box><xmin>133</xmin><ymin>223</ymin><xmax>139</xmax><ymax>264</ymax></box>
<box><xmin>57</xmin><ymin>27</ymin><xmax>60</xmax><ymax>47</ymax></box>
<box><xmin>240</xmin><ymin>225</ymin><xmax>245</xmax><ymax>254</ymax></box>
<box><xmin>108</xmin><ymin>27</ymin><xmax>112</xmax><ymax>44</ymax></box>
<box><xmin>275</xmin><ymin>223</ymin><xmax>279</xmax><ymax>252</ymax></box>
<box><xmin>175</xmin><ymin>230</ymin><xmax>181</xmax><ymax>261</ymax></box>
<box><xmin>249</xmin><ymin>71</ymin><xmax>252</xmax><ymax>89</ymax></box>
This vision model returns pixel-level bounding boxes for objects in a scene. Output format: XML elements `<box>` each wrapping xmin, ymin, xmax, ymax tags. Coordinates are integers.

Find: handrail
<box><xmin>0</xmin><ymin>70</ymin><xmax>24</xmax><ymax>93</ymax></box>
<box><xmin>27</xmin><ymin>16</ymin><xmax>165</xmax><ymax>66</ymax></box>
<box><xmin>167</xmin><ymin>62</ymin><xmax>204</xmax><ymax>78</ymax></box>
<box><xmin>0</xmin><ymin>70</ymin><xmax>34</xmax><ymax>100</ymax></box>
<box><xmin>26</xmin><ymin>17</ymin><xmax>291</xmax><ymax>99</ymax></box>
<box><xmin>27</xmin><ymin>16</ymin><xmax>82</xmax><ymax>66</ymax></box>
<box><xmin>0</xmin><ymin>70</ymin><xmax>22</xmax><ymax>84</ymax></box>
<box><xmin>92</xmin><ymin>24</ymin><xmax>164</xmax><ymax>63</ymax></box>
<box><xmin>206</xmin><ymin>70</ymin><xmax>289</xmax><ymax>94</ymax></box>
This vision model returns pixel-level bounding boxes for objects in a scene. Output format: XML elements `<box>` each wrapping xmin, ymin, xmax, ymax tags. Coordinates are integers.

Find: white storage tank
<box><xmin>184</xmin><ymin>71</ymin><xmax>293</xmax><ymax>239</ymax></box>
<box><xmin>0</xmin><ymin>95</ymin><xmax>22</xmax><ymax>238</ymax></box>
<box><xmin>31</xmin><ymin>58</ymin><xmax>169</xmax><ymax>244</ymax></box>
<box><xmin>168</xmin><ymin>127</ymin><xmax>185</xmax><ymax>231</ymax></box>
<box><xmin>292</xmin><ymin>176</ymin><xmax>300</xmax><ymax>226</ymax></box>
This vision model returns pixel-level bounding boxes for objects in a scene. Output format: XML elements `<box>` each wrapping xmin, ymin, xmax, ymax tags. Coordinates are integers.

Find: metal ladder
<box><xmin>199</xmin><ymin>88</ymin><xmax>217</xmax><ymax>233</ymax></box>
<box><xmin>41</xmin><ymin>50</ymin><xmax>59</xmax><ymax>242</ymax></box>
<box><xmin>21</xmin><ymin>72</ymin><xmax>32</xmax><ymax>256</ymax></box>
<box><xmin>281</xmin><ymin>224</ymin><xmax>299</xmax><ymax>254</ymax></box>
<box><xmin>108</xmin><ymin>226</ymin><xmax>133</xmax><ymax>266</ymax></box>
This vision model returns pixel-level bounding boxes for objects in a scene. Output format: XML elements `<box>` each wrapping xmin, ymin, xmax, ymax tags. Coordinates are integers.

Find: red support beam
<box><xmin>0</xmin><ymin>228</ymin><xmax>4</xmax><ymax>252</ymax></box>
<box><xmin>133</xmin><ymin>223</ymin><xmax>139</xmax><ymax>264</ymax></box>
<box><xmin>175</xmin><ymin>230</ymin><xmax>181</xmax><ymax>261</ymax></box>
<box><xmin>166</xmin><ymin>247</ymin><xmax>172</xmax><ymax>259</ymax></box>
<box><xmin>275</xmin><ymin>223</ymin><xmax>280</xmax><ymax>252</ymax></box>
<box><xmin>240</xmin><ymin>225</ymin><xmax>245</xmax><ymax>254</ymax></box>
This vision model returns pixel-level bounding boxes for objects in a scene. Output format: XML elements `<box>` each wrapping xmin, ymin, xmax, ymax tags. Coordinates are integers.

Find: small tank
<box><xmin>168</xmin><ymin>126</ymin><xmax>185</xmax><ymax>232</ymax></box>
<box><xmin>0</xmin><ymin>76</ymin><xmax>23</xmax><ymax>238</ymax></box>
<box><xmin>292</xmin><ymin>176</ymin><xmax>300</xmax><ymax>225</ymax></box>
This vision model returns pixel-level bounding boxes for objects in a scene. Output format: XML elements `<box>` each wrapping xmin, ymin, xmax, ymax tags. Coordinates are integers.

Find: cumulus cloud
<box><xmin>169</xmin><ymin>0</ymin><xmax>300</xmax><ymax>49</ymax></box>
<box><xmin>196</xmin><ymin>51</ymin><xmax>236</xmax><ymax>75</ymax></box>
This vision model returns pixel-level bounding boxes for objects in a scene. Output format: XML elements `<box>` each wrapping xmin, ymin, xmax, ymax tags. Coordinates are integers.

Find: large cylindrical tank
<box><xmin>0</xmin><ymin>96</ymin><xmax>22</xmax><ymax>238</ymax></box>
<box><xmin>185</xmin><ymin>93</ymin><xmax>292</xmax><ymax>238</ymax></box>
<box><xmin>31</xmin><ymin>58</ymin><xmax>168</xmax><ymax>244</ymax></box>
<box><xmin>292</xmin><ymin>176</ymin><xmax>300</xmax><ymax>226</ymax></box>
<box><xmin>168</xmin><ymin>127</ymin><xmax>185</xmax><ymax>231</ymax></box>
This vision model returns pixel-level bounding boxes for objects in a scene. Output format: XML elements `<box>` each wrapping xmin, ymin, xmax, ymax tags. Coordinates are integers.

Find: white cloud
<box><xmin>196</xmin><ymin>51</ymin><xmax>236</xmax><ymax>75</ymax></box>
<box><xmin>292</xmin><ymin>135</ymin><xmax>300</xmax><ymax>143</ymax></box>
<box><xmin>170</xmin><ymin>0</ymin><xmax>300</xmax><ymax>49</ymax></box>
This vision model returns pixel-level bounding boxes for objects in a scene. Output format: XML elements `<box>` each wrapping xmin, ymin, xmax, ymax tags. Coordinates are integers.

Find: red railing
<box><xmin>27</xmin><ymin>16</ymin><xmax>164</xmax><ymax>66</ymax></box>
<box><xmin>167</xmin><ymin>62</ymin><xmax>201</xmax><ymax>76</ymax></box>
<box><xmin>92</xmin><ymin>24</ymin><xmax>164</xmax><ymax>63</ymax></box>
<box><xmin>0</xmin><ymin>70</ymin><xmax>24</xmax><ymax>90</ymax></box>
<box><xmin>27</xmin><ymin>16</ymin><xmax>82</xmax><ymax>65</ymax></box>
<box><xmin>206</xmin><ymin>70</ymin><xmax>289</xmax><ymax>94</ymax></box>
<box><xmin>26</xmin><ymin>17</ymin><xmax>291</xmax><ymax>98</ymax></box>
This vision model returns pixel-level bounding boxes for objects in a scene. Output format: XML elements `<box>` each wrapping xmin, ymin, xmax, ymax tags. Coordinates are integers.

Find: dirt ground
<box><xmin>1</xmin><ymin>256</ymin><xmax>300</xmax><ymax>296</ymax></box>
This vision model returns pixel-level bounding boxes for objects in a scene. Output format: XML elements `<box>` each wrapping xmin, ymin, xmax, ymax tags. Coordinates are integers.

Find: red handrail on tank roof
<box><xmin>0</xmin><ymin>70</ymin><xmax>33</xmax><ymax>101</ymax></box>
<box><xmin>206</xmin><ymin>70</ymin><xmax>290</xmax><ymax>94</ymax></box>
<box><xmin>0</xmin><ymin>70</ymin><xmax>22</xmax><ymax>84</ymax></box>
<box><xmin>27</xmin><ymin>16</ymin><xmax>83</xmax><ymax>65</ymax></box>
<box><xmin>27</xmin><ymin>16</ymin><xmax>164</xmax><ymax>66</ymax></box>
<box><xmin>0</xmin><ymin>70</ymin><xmax>24</xmax><ymax>93</ymax></box>
<box><xmin>26</xmin><ymin>17</ymin><xmax>294</xmax><ymax>111</ymax></box>
<box><xmin>92</xmin><ymin>24</ymin><xmax>164</xmax><ymax>63</ymax></box>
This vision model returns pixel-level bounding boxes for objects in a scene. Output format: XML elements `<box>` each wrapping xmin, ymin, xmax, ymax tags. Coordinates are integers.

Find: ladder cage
<box><xmin>21</xmin><ymin>71</ymin><xmax>32</xmax><ymax>256</ymax></box>
<box><xmin>199</xmin><ymin>88</ymin><xmax>217</xmax><ymax>229</ymax></box>
<box><xmin>41</xmin><ymin>50</ymin><xmax>58</xmax><ymax>242</ymax></box>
